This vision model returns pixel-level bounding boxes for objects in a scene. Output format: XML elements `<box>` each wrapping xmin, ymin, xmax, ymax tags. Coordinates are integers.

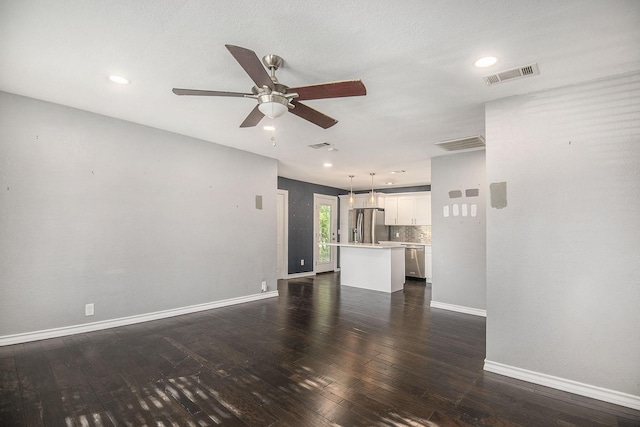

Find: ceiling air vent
<box><xmin>308</xmin><ymin>142</ymin><xmax>331</xmax><ymax>149</ymax></box>
<box><xmin>483</xmin><ymin>63</ymin><xmax>539</xmax><ymax>86</ymax></box>
<box><xmin>435</xmin><ymin>135</ymin><xmax>485</xmax><ymax>151</ymax></box>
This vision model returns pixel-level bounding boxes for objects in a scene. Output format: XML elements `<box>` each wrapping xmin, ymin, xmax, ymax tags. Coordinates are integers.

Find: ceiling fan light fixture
<box><xmin>257</xmin><ymin>94</ymin><xmax>289</xmax><ymax>118</ymax></box>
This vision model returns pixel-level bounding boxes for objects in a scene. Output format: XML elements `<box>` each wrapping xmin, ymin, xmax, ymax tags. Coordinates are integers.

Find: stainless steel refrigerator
<box><xmin>348</xmin><ymin>208</ymin><xmax>389</xmax><ymax>244</ymax></box>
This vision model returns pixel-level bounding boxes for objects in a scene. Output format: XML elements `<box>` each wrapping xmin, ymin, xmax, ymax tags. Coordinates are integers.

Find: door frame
<box><xmin>313</xmin><ymin>193</ymin><xmax>338</xmax><ymax>273</ymax></box>
<box><xmin>277</xmin><ymin>189</ymin><xmax>289</xmax><ymax>279</ymax></box>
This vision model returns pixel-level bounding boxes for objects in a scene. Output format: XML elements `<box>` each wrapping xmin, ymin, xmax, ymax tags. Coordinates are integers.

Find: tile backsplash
<box><xmin>389</xmin><ymin>225</ymin><xmax>432</xmax><ymax>244</ymax></box>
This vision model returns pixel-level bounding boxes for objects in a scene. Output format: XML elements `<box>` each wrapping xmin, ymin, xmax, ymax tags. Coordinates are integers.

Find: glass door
<box><xmin>314</xmin><ymin>194</ymin><xmax>338</xmax><ymax>273</ymax></box>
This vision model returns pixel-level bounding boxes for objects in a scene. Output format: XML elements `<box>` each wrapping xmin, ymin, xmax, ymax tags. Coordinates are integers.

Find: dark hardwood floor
<box><xmin>1</xmin><ymin>273</ymin><xmax>639</xmax><ymax>426</ymax></box>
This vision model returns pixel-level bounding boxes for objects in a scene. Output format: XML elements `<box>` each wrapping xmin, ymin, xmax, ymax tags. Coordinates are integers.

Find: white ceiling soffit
<box><xmin>483</xmin><ymin>63</ymin><xmax>540</xmax><ymax>85</ymax></box>
<box><xmin>435</xmin><ymin>135</ymin><xmax>485</xmax><ymax>151</ymax></box>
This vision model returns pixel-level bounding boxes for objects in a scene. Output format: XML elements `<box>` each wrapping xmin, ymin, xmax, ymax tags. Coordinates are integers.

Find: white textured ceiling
<box><xmin>1</xmin><ymin>1</ymin><xmax>639</xmax><ymax>190</ymax></box>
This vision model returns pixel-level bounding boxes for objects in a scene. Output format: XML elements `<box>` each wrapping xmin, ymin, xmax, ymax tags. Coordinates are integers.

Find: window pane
<box><xmin>319</xmin><ymin>204</ymin><xmax>331</xmax><ymax>263</ymax></box>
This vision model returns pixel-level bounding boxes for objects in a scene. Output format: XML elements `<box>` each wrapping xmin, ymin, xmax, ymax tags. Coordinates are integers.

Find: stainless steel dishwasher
<box><xmin>404</xmin><ymin>245</ymin><xmax>425</xmax><ymax>279</ymax></box>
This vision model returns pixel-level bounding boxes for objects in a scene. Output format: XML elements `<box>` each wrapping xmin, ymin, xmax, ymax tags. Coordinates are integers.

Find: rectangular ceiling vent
<box><xmin>435</xmin><ymin>135</ymin><xmax>485</xmax><ymax>151</ymax></box>
<box><xmin>483</xmin><ymin>63</ymin><xmax>539</xmax><ymax>86</ymax></box>
<box><xmin>308</xmin><ymin>142</ymin><xmax>331</xmax><ymax>149</ymax></box>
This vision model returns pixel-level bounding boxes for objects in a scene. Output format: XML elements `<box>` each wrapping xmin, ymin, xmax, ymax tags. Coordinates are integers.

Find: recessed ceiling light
<box><xmin>474</xmin><ymin>56</ymin><xmax>498</xmax><ymax>68</ymax></box>
<box><xmin>323</xmin><ymin>163</ymin><xmax>333</xmax><ymax>168</ymax></box>
<box><xmin>263</xmin><ymin>125</ymin><xmax>276</xmax><ymax>131</ymax></box>
<box><xmin>109</xmin><ymin>75</ymin><xmax>130</xmax><ymax>84</ymax></box>
<box><xmin>386</xmin><ymin>181</ymin><xmax>394</xmax><ymax>185</ymax></box>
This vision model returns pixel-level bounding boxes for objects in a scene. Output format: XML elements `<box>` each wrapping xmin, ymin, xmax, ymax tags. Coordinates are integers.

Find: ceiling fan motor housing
<box><xmin>253</xmin><ymin>81</ymin><xmax>298</xmax><ymax>118</ymax></box>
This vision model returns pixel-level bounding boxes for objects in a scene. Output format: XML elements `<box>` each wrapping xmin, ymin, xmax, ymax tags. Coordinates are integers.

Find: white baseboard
<box><xmin>0</xmin><ymin>291</ymin><xmax>279</xmax><ymax>346</ymax></box>
<box><xmin>484</xmin><ymin>360</ymin><xmax>640</xmax><ymax>410</ymax></box>
<box><xmin>430</xmin><ymin>300</ymin><xmax>487</xmax><ymax>317</ymax></box>
<box><xmin>286</xmin><ymin>271</ymin><xmax>316</xmax><ymax>279</ymax></box>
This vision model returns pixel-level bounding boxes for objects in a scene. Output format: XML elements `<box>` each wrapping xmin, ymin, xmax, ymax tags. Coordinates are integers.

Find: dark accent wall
<box><xmin>278</xmin><ymin>177</ymin><xmax>346</xmax><ymax>274</ymax></box>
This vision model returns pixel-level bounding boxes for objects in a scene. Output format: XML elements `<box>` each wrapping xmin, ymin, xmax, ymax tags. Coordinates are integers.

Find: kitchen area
<box><xmin>334</xmin><ymin>190</ymin><xmax>432</xmax><ymax>293</ymax></box>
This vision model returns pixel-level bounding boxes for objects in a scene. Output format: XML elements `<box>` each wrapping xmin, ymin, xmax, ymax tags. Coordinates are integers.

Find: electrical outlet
<box><xmin>85</xmin><ymin>303</ymin><xmax>94</xmax><ymax>316</ymax></box>
<box><xmin>261</xmin><ymin>281</ymin><xmax>267</xmax><ymax>292</ymax></box>
<box><xmin>396</xmin><ymin>232</ymin><xmax>400</xmax><ymax>237</ymax></box>
<box><xmin>301</xmin><ymin>259</ymin><xmax>304</xmax><ymax>266</ymax></box>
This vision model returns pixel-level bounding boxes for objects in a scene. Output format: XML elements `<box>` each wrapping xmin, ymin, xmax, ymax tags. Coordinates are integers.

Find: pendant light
<box><xmin>369</xmin><ymin>173</ymin><xmax>376</xmax><ymax>205</ymax></box>
<box><xmin>348</xmin><ymin>175</ymin><xmax>355</xmax><ymax>206</ymax></box>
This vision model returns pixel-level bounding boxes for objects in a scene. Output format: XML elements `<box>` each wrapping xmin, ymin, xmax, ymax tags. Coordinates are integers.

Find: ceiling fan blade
<box><xmin>239</xmin><ymin>105</ymin><xmax>265</xmax><ymax>128</ymax></box>
<box><xmin>289</xmin><ymin>101</ymin><xmax>338</xmax><ymax>129</ymax></box>
<box><xmin>225</xmin><ymin>44</ymin><xmax>274</xmax><ymax>90</ymax></box>
<box><xmin>172</xmin><ymin>88</ymin><xmax>250</xmax><ymax>97</ymax></box>
<box><xmin>288</xmin><ymin>79</ymin><xmax>366</xmax><ymax>101</ymax></box>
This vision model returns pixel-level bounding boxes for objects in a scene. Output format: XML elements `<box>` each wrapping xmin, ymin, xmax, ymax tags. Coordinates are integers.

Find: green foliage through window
<box><xmin>319</xmin><ymin>205</ymin><xmax>331</xmax><ymax>263</ymax></box>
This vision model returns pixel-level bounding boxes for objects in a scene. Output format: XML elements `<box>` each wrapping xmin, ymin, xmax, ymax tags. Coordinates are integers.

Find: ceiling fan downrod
<box><xmin>262</xmin><ymin>54</ymin><xmax>283</xmax><ymax>83</ymax></box>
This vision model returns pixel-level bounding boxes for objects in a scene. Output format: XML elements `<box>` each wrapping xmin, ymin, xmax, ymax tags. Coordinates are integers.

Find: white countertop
<box><xmin>328</xmin><ymin>242</ymin><xmax>405</xmax><ymax>249</ymax></box>
<box><xmin>378</xmin><ymin>241</ymin><xmax>431</xmax><ymax>247</ymax></box>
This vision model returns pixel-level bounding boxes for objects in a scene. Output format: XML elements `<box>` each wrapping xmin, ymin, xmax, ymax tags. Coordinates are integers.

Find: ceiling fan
<box><xmin>172</xmin><ymin>45</ymin><xmax>366</xmax><ymax>129</ymax></box>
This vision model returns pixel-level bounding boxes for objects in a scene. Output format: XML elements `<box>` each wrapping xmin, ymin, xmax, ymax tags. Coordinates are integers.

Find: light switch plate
<box><xmin>85</xmin><ymin>303</ymin><xmax>94</xmax><ymax>316</ymax></box>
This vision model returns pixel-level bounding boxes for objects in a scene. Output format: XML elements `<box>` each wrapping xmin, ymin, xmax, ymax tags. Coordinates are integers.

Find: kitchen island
<box><xmin>329</xmin><ymin>243</ymin><xmax>405</xmax><ymax>293</ymax></box>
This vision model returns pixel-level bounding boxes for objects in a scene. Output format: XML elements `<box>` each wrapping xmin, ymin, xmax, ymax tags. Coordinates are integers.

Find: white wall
<box><xmin>431</xmin><ymin>150</ymin><xmax>486</xmax><ymax>315</ymax></box>
<box><xmin>485</xmin><ymin>71</ymin><xmax>640</xmax><ymax>405</ymax></box>
<box><xmin>0</xmin><ymin>91</ymin><xmax>277</xmax><ymax>339</ymax></box>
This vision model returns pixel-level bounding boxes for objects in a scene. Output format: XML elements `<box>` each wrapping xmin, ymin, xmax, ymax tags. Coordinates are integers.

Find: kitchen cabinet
<box><xmin>397</xmin><ymin>196</ymin><xmax>415</xmax><ymax>224</ymax></box>
<box><xmin>350</xmin><ymin>193</ymin><xmax>384</xmax><ymax>209</ymax></box>
<box><xmin>384</xmin><ymin>192</ymin><xmax>431</xmax><ymax>225</ymax></box>
<box><xmin>384</xmin><ymin>196</ymin><xmax>398</xmax><ymax>225</ymax></box>
<box><xmin>414</xmin><ymin>194</ymin><xmax>431</xmax><ymax>225</ymax></box>
<box><xmin>330</xmin><ymin>243</ymin><xmax>405</xmax><ymax>293</ymax></box>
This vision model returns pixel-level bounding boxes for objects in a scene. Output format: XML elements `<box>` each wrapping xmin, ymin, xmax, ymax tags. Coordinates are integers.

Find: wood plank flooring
<box><xmin>1</xmin><ymin>273</ymin><xmax>639</xmax><ymax>426</ymax></box>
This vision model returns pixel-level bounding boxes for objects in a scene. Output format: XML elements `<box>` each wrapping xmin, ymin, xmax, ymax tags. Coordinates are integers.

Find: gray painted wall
<box><xmin>0</xmin><ymin>91</ymin><xmax>277</xmax><ymax>337</ymax></box>
<box><xmin>485</xmin><ymin>71</ymin><xmax>640</xmax><ymax>397</ymax></box>
<box><xmin>431</xmin><ymin>150</ymin><xmax>486</xmax><ymax>311</ymax></box>
<box><xmin>277</xmin><ymin>177</ymin><xmax>345</xmax><ymax>274</ymax></box>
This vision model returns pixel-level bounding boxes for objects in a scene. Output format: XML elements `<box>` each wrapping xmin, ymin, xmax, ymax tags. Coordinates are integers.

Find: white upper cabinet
<box><xmin>351</xmin><ymin>193</ymin><xmax>384</xmax><ymax>209</ymax></box>
<box><xmin>384</xmin><ymin>196</ymin><xmax>398</xmax><ymax>225</ymax></box>
<box><xmin>414</xmin><ymin>193</ymin><xmax>431</xmax><ymax>225</ymax></box>
<box><xmin>397</xmin><ymin>196</ymin><xmax>415</xmax><ymax>225</ymax></box>
<box><xmin>384</xmin><ymin>192</ymin><xmax>431</xmax><ymax>225</ymax></box>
